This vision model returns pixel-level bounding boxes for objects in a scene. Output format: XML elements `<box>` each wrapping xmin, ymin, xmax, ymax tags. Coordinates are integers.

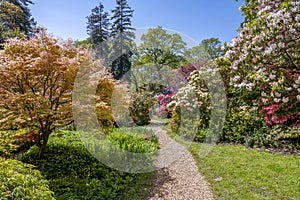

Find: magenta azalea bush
<box><xmin>156</xmin><ymin>93</ymin><xmax>174</xmax><ymax>118</ymax></box>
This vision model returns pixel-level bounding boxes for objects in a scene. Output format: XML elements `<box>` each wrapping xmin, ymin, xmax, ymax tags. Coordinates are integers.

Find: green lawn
<box><xmin>189</xmin><ymin>143</ymin><xmax>300</xmax><ymax>200</ymax></box>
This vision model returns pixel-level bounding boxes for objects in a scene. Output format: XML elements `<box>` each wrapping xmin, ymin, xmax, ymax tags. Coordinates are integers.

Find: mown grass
<box><xmin>189</xmin><ymin>143</ymin><xmax>300</xmax><ymax>200</ymax></box>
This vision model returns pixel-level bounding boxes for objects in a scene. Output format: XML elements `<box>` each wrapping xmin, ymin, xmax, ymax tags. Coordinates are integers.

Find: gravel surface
<box><xmin>146</xmin><ymin>121</ymin><xmax>214</xmax><ymax>200</ymax></box>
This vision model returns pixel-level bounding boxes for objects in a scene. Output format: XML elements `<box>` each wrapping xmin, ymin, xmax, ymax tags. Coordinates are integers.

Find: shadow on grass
<box><xmin>20</xmin><ymin>132</ymin><xmax>156</xmax><ymax>200</ymax></box>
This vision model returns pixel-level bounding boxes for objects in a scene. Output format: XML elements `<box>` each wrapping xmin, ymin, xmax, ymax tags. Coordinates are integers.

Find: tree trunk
<box><xmin>38</xmin><ymin>132</ymin><xmax>50</xmax><ymax>159</ymax></box>
<box><xmin>38</xmin><ymin>143</ymin><xmax>46</xmax><ymax>159</ymax></box>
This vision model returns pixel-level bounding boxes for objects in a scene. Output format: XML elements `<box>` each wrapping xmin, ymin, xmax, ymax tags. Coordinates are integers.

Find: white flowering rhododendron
<box><xmin>224</xmin><ymin>0</ymin><xmax>300</xmax><ymax>127</ymax></box>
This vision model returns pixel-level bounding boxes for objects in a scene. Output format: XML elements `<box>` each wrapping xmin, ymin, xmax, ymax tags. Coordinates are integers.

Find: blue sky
<box><xmin>29</xmin><ymin>0</ymin><xmax>245</xmax><ymax>44</ymax></box>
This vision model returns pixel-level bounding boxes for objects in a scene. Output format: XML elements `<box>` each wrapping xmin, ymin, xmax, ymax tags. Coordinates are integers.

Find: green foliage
<box><xmin>0</xmin><ymin>158</ymin><xmax>54</xmax><ymax>200</ymax></box>
<box><xmin>0</xmin><ymin>129</ymin><xmax>34</xmax><ymax>157</ymax></box>
<box><xmin>222</xmin><ymin>107</ymin><xmax>271</xmax><ymax>147</ymax></box>
<box><xmin>95</xmin><ymin>75</ymin><xmax>116</xmax><ymax>130</ymax></box>
<box><xmin>200</xmin><ymin>37</ymin><xmax>223</xmax><ymax>60</ymax></box>
<box><xmin>74</xmin><ymin>39</ymin><xmax>92</xmax><ymax>48</ymax></box>
<box><xmin>20</xmin><ymin>130</ymin><xmax>158</xmax><ymax>199</ymax></box>
<box><xmin>135</xmin><ymin>26</ymin><xmax>186</xmax><ymax>70</ymax></box>
<box><xmin>129</xmin><ymin>92</ymin><xmax>155</xmax><ymax>126</ymax></box>
<box><xmin>183</xmin><ymin>45</ymin><xmax>210</xmax><ymax>64</ymax></box>
<box><xmin>170</xmin><ymin>107</ymin><xmax>203</xmax><ymax>141</ymax></box>
<box><xmin>109</xmin><ymin>128</ymin><xmax>159</xmax><ymax>153</ymax></box>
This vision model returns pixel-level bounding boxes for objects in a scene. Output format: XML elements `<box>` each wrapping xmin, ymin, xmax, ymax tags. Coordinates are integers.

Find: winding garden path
<box><xmin>146</xmin><ymin>121</ymin><xmax>214</xmax><ymax>200</ymax></box>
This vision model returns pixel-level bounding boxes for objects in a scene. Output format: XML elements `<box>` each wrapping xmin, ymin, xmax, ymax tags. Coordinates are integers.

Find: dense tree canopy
<box><xmin>136</xmin><ymin>26</ymin><xmax>186</xmax><ymax>70</ymax></box>
<box><xmin>129</xmin><ymin>27</ymin><xmax>186</xmax><ymax>91</ymax></box>
<box><xmin>0</xmin><ymin>30</ymin><xmax>85</xmax><ymax>158</ymax></box>
<box><xmin>200</xmin><ymin>37</ymin><xmax>223</xmax><ymax>60</ymax></box>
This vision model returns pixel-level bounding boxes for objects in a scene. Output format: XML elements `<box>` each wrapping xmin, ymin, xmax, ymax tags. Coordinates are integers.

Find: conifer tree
<box><xmin>109</xmin><ymin>0</ymin><xmax>135</xmax><ymax>80</ymax></box>
<box><xmin>86</xmin><ymin>2</ymin><xmax>110</xmax><ymax>59</ymax></box>
<box><xmin>0</xmin><ymin>0</ymin><xmax>35</xmax><ymax>46</ymax></box>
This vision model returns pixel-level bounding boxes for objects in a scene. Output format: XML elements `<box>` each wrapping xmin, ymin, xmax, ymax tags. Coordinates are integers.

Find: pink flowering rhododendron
<box><xmin>224</xmin><ymin>0</ymin><xmax>300</xmax><ymax>127</ymax></box>
<box><xmin>259</xmin><ymin>67</ymin><xmax>299</xmax><ymax>126</ymax></box>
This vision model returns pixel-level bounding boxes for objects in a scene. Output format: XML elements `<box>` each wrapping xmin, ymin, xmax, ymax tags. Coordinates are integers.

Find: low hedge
<box><xmin>0</xmin><ymin>158</ymin><xmax>54</xmax><ymax>200</ymax></box>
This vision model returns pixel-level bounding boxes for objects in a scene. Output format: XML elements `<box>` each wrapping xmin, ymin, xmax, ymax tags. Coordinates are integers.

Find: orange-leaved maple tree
<box><xmin>0</xmin><ymin>29</ymin><xmax>87</xmax><ymax>158</ymax></box>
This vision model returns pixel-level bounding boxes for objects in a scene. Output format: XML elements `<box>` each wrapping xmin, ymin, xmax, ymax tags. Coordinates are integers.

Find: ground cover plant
<box><xmin>18</xmin><ymin>129</ymin><xmax>158</xmax><ymax>199</ymax></box>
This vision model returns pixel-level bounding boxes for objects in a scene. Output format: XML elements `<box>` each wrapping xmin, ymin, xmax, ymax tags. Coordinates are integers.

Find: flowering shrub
<box><xmin>258</xmin><ymin>67</ymin><xmax>299</xmax><ymax>127</ymax></box>
<box><xmin>225</xmin><ymin>0</ymin><xmax>300</xmax><ymax>73</ymax></box>
<box><xmin>170</xmin><ymin>62</ymin><xmax>205</xmax><ymax>93</ymax></box>
<box><xmin>156</xmin><ymin>91</ymin><xmax>174</xmax><ymax>118</ymax></box>
<box><xmin>169</xmin><ymin>62</ymin><xmax>224</xmax><ymax>141</ymax></box>
<box><xmin>224</xmin><ymin>0</ymin><xmax>300</xmax><ymax>129</ymax></box>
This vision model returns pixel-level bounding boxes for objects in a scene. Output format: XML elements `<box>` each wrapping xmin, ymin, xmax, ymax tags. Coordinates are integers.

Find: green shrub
<box><xmin>222</xmin><ymin>106</ymin><xmax>271</xmax><ymax>147</ymax></box>
<box><xmin>0</xmin><ymin>158</ymin><xmax>54</xmax><ymax>200</ymax></box>
<box><xmin>0</xmin><ymin>129</ymin><xmax>36</xmax><ymax>157</ymax></box>
<box><xmin>129</xmin><ymin>92</ymin><xmax>155</xmax><ymax>126</ymax></box>
<box><xmin>222</xmin><ymin>106</ymin><xmax>300</xmax><ymax>149</ymax></box>
<box><xmin>0</xmin><ymin>131</ymin><xmax>22</xmax><ymax>157</ymax></box>
<box><xmin>170</xmin><ymin>107</ymin><xmax>201</xmax><ymax>141</ymax></box>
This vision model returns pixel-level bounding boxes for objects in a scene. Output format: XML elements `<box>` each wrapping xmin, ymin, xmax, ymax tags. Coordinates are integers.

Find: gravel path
<box><xmin>146</xmin><ymin>121</ymin><xmax>214</xmax><ymax>200</ymax></box>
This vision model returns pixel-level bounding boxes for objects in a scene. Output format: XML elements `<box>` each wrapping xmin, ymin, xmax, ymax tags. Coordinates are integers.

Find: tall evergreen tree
<box><xmin>86</xmin><ymin>2</ymin><xmax>110</xmax><ymax>59</ymax></box>
<box><xmin>0</xmin><ymin>0</ymin><xmax>35</xmax><ymax>46</ymax></box>
<box><xmin>109</xmin><ymin>0</ymin><xmax>135</xmax><ymax>80</ymax></box>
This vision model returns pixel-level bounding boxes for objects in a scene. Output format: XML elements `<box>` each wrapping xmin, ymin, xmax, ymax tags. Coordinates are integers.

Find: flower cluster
<box><xmin>225</xmin><ymin>0</ymin><xmax>300</xmax><ymax>81</ymax></box>
<box><xmin>258</xmin><ymin>67</ymin><xmax>300</xmax><ymax>127</ymax></box>
<box><xmin>169</xmin><ymin>64</ymin><xmax>221</xmax><ymax>115</ymax></box>
<box><xmin>224</xmin><ymin>0</ymin><xmax>300</xmax><ymax>127</ymax></box>
<box><xmin>155</xmin><ymin>90</ymin><xmax>174</xmax><ymax>118</ymax></box>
